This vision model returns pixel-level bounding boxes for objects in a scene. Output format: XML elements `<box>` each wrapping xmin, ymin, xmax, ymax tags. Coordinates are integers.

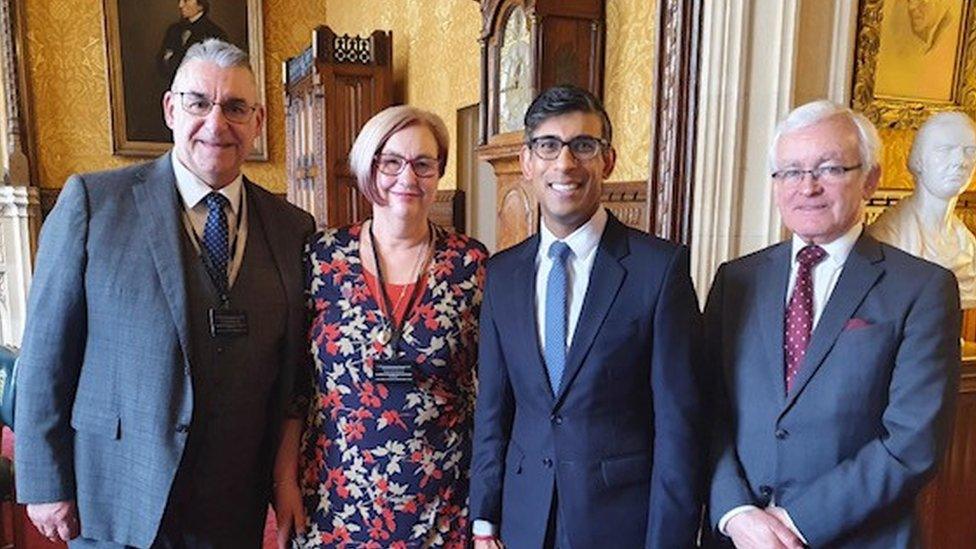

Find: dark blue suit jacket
<box><xmin>470</xmin><ymin>213</ymin><xmax>704</xmax><ymax>548</ymax></box>
<box><xmin>705</xmin><ymin>233</ymin><xmax>960</xmax><ymax>548</ymax></box>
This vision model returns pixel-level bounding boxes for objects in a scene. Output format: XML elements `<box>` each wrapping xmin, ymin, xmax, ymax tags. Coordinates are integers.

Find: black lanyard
<box><xmin>186</xmin><ymin>197</ymin><xmax>243</xmax><ymax>307</ymax></box>
<box><xmin>368</xmin><ymin>221</ymin><xmax>432</xmax><ymax>350</ymax></box>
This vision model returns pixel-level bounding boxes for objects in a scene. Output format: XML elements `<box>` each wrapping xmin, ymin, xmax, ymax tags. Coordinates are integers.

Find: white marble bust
<box><xmin>870</xmin><ymin>111</ymin><xmax>976</xmax><ymax>307</ymax></box>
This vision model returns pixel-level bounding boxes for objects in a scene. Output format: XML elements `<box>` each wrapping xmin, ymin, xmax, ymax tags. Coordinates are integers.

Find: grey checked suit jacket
<box><xmin>14</xmin><ymin>154</ymin><xmax>314</xmax><ymax>547</ymax></box>
<box><xmin>705</xmin><ymin>232</ymin><xmax>960</xmax><ymax>548</ymax></box>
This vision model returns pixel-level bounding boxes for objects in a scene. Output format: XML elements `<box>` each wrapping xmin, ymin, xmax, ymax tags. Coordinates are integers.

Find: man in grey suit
<box><xmin>15</xmin><ymin>39</ymin><xmax>315</xmax><ymax>547</ymax></box>
<box><xmin>705</xmin><ymin>100</ymin><xmax>960</xmax><ymax>548</ymax></box>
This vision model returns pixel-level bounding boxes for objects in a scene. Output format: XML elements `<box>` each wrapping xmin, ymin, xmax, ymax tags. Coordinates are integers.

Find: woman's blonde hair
<box><xmin>349</xmin><ymin>105</ymin><xmax>450</xmax><ymax>205</ymax></box>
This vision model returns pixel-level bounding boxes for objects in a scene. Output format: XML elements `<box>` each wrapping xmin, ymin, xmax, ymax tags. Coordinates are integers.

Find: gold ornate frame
<box><xmin>852</xmin><ymin>0</ymin><xmax>976</xmax><ymax>129</ymax></box>
<box><xmin>102</xmin><ymin>0</ymin><xmax>267</xmax><ymax>160</ymax></box>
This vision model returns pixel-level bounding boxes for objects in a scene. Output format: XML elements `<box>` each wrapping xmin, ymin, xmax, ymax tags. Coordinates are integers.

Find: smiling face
<box><xmin>163</xmin><ymin>59</ymin><xmax>264</xmax><ymax>189</ymax></box>
<box><xmin>520</xmin><ymin>111</ymin><xmax>616</xmax><ymax>238</ymax></box>
<box><xmin>372</xmin><ymin>123</ymin><xmax>441</xmax><ymax>221</ymax></box>
<box><xmin>773</xmin><ymin>115</ymin><xmax>879</xmax><ymax>245</ymax></box>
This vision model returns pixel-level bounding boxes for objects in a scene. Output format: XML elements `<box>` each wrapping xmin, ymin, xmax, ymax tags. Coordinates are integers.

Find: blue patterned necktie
<box><xmin>202</xmin><ymin>192</ymin><xmax>230</xmax><ymax>288</ymax></box>
<box><xmin>544</xmin><ymin>241</ymin><xmax>572</xmax><ymax>392</ymax></box>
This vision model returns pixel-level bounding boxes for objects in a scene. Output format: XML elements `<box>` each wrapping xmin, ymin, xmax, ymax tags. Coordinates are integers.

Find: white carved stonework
<box><xmin>0</xmin><ymin>184</ymin><xmax>38</xmax><ymax>346</ymax></box>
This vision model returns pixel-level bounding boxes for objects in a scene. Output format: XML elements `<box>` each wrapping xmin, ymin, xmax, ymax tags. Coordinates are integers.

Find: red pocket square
<box><xmin>844</xmin><ymin>318</ymin><xmax>871</xmax><ymax>330</ymax></box>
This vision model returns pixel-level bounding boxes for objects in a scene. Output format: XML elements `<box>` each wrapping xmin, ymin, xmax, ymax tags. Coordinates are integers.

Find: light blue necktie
<box><xmin>545</xmin><ymin>241</ymin><xmax>572</xmax><ymax>392</ymax></box>
<box><xmin>202</xmin><ymin>192</ymin><xmax>230</xmax><ymax>288</ymax></box>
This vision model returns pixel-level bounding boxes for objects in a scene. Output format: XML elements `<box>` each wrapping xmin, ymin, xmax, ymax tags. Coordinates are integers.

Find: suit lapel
<box><xmin>757</xmin><ymin>243</ymin><xmax>792</xmax><ymax>403</ymax></box>
<box><xmin>132</xmin><ymin>153</ymin><xmax>192</xmax><ymax>365</ymax></box>
<box><xmin>554</xmin><ymin>215</ymin><xmax>627</xmax><ymax>406</ymax></box>
<box><xmin>782</xmin><ymin>233</ymin><xmax>884</xmax><ymax>414</ymax></box>
<box><xmin>509</xmin><ymin>235</ymin><xmax>556</xmax><ymax>400</ymax></box>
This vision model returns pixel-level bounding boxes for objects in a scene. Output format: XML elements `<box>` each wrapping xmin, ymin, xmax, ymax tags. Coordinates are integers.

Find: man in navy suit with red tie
<box><xmin>705</xmin><ymin>100</ymin><xmax>960</xmax><ymax>548</ymax></box>
<box><xmin>470</xmin><ymin>85</ymin><xmax>705</xmax><ymax>548</ymax></box>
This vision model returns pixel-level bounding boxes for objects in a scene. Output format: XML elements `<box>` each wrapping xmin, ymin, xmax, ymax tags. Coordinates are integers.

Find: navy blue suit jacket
<box><xmin>470</xmin><ymin>213</ymin><xmax>705</xmax><ymax>548</ymax></box>
<box><xmin>705</xmin><ymin>233</ymin><xmax>960</xmax><ymax>548</ymax></box>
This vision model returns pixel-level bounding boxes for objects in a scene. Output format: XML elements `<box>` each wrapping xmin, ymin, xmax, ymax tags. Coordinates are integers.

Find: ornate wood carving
<box><xmin>284</xmin><ymin>26</ymin><xmax>393</xmax><ymax>229</ymax></box>
<box><xmin>0</xmin><ymin>0</ymin><xmax>35</xmax><ymax>187</ymax></box>
<box><xmin>649</xmin><ymin>0</ymin><xmax>702</xmax><ymax>244</ymax></box>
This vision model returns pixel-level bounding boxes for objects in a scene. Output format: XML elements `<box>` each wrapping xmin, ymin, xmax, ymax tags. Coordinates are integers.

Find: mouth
<box><xmin>195</xmin><ymin>139</ymin><xmax>235</xmax><ymax>151</ymax></box>
<box><xmin>794</xmin><ymin>203</ymin><xmax>828</xmax><ymax>212</ymax></box>
<box><xmin>547</xmin><ymin>181</ymin><xmax>584</xmax><ymax>196</ymax></box>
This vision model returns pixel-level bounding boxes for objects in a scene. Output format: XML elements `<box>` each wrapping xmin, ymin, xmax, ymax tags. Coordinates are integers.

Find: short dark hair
<box><xmin>197</xmin><ymin>0</ymin><xmax>210</xmax><ymax>15</ymax></box>
<box><xmin>523</xmin><ymin>85</ymin><xmax>612</xmax><ymax>143</ymax></box>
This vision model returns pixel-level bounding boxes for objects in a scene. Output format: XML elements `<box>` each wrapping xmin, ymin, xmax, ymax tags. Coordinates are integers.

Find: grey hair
<box><xmin>767</xmin><ymin>100</ymin><xmax>880</xmax><ymax>174</ymax></box>
<box><xmin>173</xmin><ymin>38</ymin><xmax>252</xmax><ymax>85</ymax></box>
<box><xmin>908</xmin><ymin>111</ymin><xmax>976</xmax><ymax>176</ymax></box>
<box><xmin>349</xmin><ymin>105</ymin><xmax>450</xmax><ymax>205</ymax></box>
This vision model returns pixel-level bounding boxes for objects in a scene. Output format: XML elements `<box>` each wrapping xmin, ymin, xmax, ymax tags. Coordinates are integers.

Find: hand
<box><xmin>273</xmin><ymin>479</ymin><xmax>307</xmax><ymax>549</ymax></box>
<box><xmin>26</xmin><ymin>500</ymin><xmax>80</xmax><ymax>543</ymax></box>
<box><xmin>473</xmin><ymin>536</ymin><xmax>505</xmax><ymax>549</ymax></box>
<box><xmin>726</xmin><ymin>508</ymin><xmax>804</xmax><ymax>549</ymax></box>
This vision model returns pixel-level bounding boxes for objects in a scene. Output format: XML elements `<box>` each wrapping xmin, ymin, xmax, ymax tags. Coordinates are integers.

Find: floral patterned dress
<box><xmin>298</xmin><ymin>222</ymin><xmax>487</xmax><ymax>548</ymax></box>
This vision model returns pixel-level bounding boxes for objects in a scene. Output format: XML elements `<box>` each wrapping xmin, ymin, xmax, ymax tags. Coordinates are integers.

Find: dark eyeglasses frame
<box><xmin>771</xmin><ymin>163</ymin><xmax>863</xmax><ymax>183</ymax></box>
<box><xmin>526</xmin><ymin>135</ymin><xmax>610</xmax><ymax>161</ymax></box>
<box><xmin>172</xmin><ymin>91</ymin><xmax>259</xmax><ymax>124</ymax></box>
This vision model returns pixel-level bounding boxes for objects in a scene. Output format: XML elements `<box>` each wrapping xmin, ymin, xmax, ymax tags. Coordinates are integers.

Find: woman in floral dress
<box><xmin>274</xmin><ymin>105</ymin><xmax>488</xmax><ymax>548</ymax></box>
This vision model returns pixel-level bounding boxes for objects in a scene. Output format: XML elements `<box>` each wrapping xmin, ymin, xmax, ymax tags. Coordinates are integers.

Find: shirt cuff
<box><xmin>771</xmin><ymin>505</ymin><xmax>808</xmax><ymax>545</ymax></box>
<box><xmin>718</xmin><ymin>505</ymin><xmax>760</xmax><ymax>536</ymax></box>
<box><xmin>472</xmin><ymin>519</ymin><xmax>498</xmax><ymax>537</ymax></box>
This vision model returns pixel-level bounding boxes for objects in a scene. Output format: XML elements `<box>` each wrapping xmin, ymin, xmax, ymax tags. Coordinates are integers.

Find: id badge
<box><xmin>374</xmin><ymin>360</ymin><xmax>414</xmax><ymax>384</ymax></box>
<box><xmin>208</xmin><ymin>308</ymin><xmax>248</xmax><ymax>337</ymax></box>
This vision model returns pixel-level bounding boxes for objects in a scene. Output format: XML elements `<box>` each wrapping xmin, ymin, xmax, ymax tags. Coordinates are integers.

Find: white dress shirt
<box><xmin>171</xmin><ymin>153</ymin><xmax>248</xmax><ymax>286</ymax></box>
<box><xmin>535</xmin><ymin>207</ymin><xmax>608</xmax><ymax>352</ymax></box>
<box><xmin>472</xmin><ymin>207</ymin><xmax>609</xmax><ymax>538</ymax></box>
<box><xmin>718</xmin><ymin>222</ymin><xmax>863</xmax><ymax>541</ymax></box>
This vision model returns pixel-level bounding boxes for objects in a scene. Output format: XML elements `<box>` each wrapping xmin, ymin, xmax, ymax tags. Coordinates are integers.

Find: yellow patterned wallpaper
<box><xmin>605</xmin><ymin>0</ymin><xmax>655</xmax><ymax>182</ymax></box>
<box><xmin>27</xmin><ymin>1</ymin><xmax>655</xmax><ymax>192</ymax></box>
<box><xmin>25</xmin><ymin>0</ymin><xmax>328</xmax><ymax>192</ymax></box>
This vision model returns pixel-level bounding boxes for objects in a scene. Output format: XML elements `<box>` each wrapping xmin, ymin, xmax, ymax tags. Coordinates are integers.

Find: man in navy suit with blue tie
<box><xmin>705</xmin><ymin>101</ymin><xmax>960</xmax><ymax>548</ymax></box>
<box><xmin>470</xmin><ymin>85</ymin><xmax>705</xmax><ymax>548</ymax></box>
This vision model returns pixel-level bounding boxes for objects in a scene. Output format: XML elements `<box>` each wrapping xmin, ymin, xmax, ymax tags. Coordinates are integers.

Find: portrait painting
<box><xmin>875</xmin><ymin>0</ymin><xmax>966</xmax><ymax>102</ymax></box>
<box><xmin>853</xmin><ymin>0</ymin><xmax>976</xmax><ymax>129</ymax></box>
<box><xmin>103</xmin><ymin>0</ymin><xmax>267</xmax><ymax>159</ymax></box>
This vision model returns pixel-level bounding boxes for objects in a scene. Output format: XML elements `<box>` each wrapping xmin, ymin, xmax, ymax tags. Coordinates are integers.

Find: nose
<box><xmin>201</xmin><ymin>104</ymin><xmax>230</xmax><ymax>130</ymax></box>
<box><xmin>553</xmin><ymin>143</ymin><xmax>578</xmax><ymax>170</ymax></box>
<box><xmin>796</xmin><ymin>173</ymin><xmax>823</xmax><ymax>196</ymax></box>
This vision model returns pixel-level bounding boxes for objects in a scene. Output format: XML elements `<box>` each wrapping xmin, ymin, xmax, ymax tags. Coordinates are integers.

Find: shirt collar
<box><xmin>171</xmin><ymin>152</ymin><xmax>243</xmax><ymax>215</ymax></box>
<box><xmin>790</xmin><ymin>222</ymin><xmax>863</xmax><ymax>268</ymax></box>
<box><xmin>538</xmin><ymin>207</ymin><xmax>608</xmax><ymax>262</ymax></box>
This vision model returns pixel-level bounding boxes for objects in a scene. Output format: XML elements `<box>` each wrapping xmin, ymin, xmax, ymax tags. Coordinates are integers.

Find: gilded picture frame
<box><xmin>103</xmin><ymin>0</ymin><xmax>267</xmax><ymax>160</ymax></box>
<box><xmin>853</xmin><ymin>0</ymin><xmax>976</xmax><ymax>129</ymax></box>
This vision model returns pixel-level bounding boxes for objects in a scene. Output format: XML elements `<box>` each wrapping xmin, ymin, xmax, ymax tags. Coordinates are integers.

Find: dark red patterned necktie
<box><xmin>784</xmin><ymin>244</ymin><xmax>827</xmax><ymax>393</ymax></box>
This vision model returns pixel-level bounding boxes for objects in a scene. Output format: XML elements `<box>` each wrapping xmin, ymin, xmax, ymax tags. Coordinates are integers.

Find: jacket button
<box><xmin>550</xmin><ymin>414</ymin><xmax>563</xmax><ymax>425</ymax></box>
<box><xmin>775</xmin><ymin>429</ymin><xmax>789</xmax><ymax>440</ymax></box>
<box><xmin>759</xmin><ymin>485</ymin><xmax>773</xmax><ymax>497</ymax></box>
<box><xmin>176</xmin><ymin>423</ymin><xmax>190</xmax><ymax>433</ymax></box>
<box><xmin>542</xmin><ymin>458</ymin><xmax>553</xmax><ymax>468</ymax></box>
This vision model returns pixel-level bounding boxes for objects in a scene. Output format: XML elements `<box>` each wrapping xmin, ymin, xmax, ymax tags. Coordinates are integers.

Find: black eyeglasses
<box><xmin>527</xmin><ymin>135</ymin><xmax>609</xmax><ymax>161</ymax></box>
<box><xmin>771</xmin><ymin>164</ymin><xmax>862</xmax><ymax>185</ymax></box>
<box><xmin>172</xmin><ymin>91</ymin><xmax>259</xmax><ymax>124</ymax></box>
<box><xmin>374</xmin><ymin>153</ymin><xmax>441</xmax><ymax>178</ymax></box>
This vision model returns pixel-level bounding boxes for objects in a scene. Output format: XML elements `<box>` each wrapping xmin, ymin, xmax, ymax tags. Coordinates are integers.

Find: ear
<box><xmin>602</xmin><ymin>146</ymin><xmax>617</xmax><ymax>179</ymax></box>
<box><xmin>163</xmin><ymin>91</ymin><xmax>176</xmax><ymax>130</ymax></box>
<box><xmin>253</xmin><ymin>103</ymin><xmax>266</xmax><ymax>133</ymax></box>
<box><xmin>862</xmin><ymin>165</ymin><xmax>881</xmax><ymax>199</ymax></box>
<box><xmin>519</xmin><ymin>144</ymin><xmax>533</xmax><ymax>180</ymax></box>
